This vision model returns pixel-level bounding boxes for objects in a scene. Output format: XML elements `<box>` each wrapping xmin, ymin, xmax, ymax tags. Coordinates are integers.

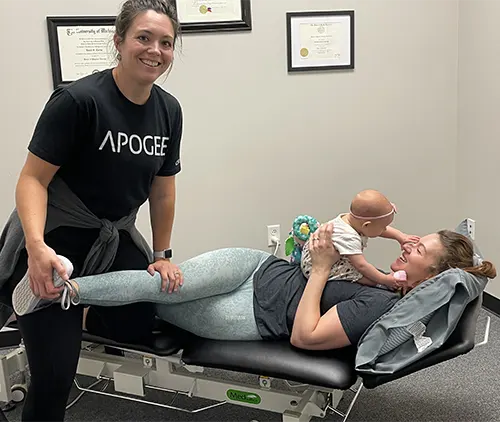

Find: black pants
<box><xmin>9</xmin><ymin>227</ymin><xmax>156</xmax><ymax>421</ymax></box>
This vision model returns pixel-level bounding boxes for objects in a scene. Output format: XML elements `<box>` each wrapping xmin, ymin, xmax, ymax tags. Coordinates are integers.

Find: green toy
<box><xmin>285</xmin><ymin>215</ymin><xmax>320</xmax><ymax>264</ymax></box>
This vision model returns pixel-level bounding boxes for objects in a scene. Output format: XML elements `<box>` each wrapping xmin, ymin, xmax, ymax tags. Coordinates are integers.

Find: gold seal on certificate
<box><xmin>174</xmin><ymin>0</ymin><xmax>252</xmax><ymax>33</ymax></box>
<box><xmin>286</xmin><ymin>10</ymin><xmax>354</xmax><ymax>72</ymax></box>
<box><xmin>47</xmin><ymin>17</ymin><xmax>116</xmax><ymax>88</ymax></box>
<box><xmin>177</xmin><ymin>0</ymin><xmax>242</xmax><ymax>23</ymax></box>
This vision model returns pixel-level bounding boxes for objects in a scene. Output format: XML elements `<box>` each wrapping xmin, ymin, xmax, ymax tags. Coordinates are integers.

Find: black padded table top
<box><xmin>81</xmin><ymin>320</ymin><xmax>192</xmax><ymax>356</ymax></box>
<box><xmin>81</xmin><ymin>331</ymin><xmax>185</xmax><ymax>356</ymax></box>
<box><xmin>81</xmin><ymin>327</ymin><xmax>358</xmax><ymax>390</ymax></box>
<box><xmin>182</xmin><ymin>337</ymin><xmax>357</xmax><ymax>390</ymax></box>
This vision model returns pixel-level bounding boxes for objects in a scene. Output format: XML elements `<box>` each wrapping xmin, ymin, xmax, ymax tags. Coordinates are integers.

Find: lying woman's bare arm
<box><xmin>290</xmin><ymin>268</ymin><xmax>351</xmax><ymax>350</ymax></box>
<box><xmin>290</xmin><ymin>222</ymin><xmax>351</xmax><ymax>350</ymax></box>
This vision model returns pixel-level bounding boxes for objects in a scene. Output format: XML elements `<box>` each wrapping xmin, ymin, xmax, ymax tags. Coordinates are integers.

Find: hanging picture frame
<box><xmin>286</xmin><ymin>10</ymin><xmax>355</xmax><ymax>72</ymax></box>
<box><xmin>46</xmin><ymin>16</ymin><xmax>116</xmax><ymax>88</ymax></box>
<box><xmin>175</xmin><ymin>0</ymin><xmax>252</xmax><ymax>33</ymax></box>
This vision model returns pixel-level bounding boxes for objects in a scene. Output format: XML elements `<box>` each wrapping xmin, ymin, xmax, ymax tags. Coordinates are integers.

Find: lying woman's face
<box><xmin>390</xmin><ymin>233</ymin><xmax>445</xmax><ymax>288</ymax></box>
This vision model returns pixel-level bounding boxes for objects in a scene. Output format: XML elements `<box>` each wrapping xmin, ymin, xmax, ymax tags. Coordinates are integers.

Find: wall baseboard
<box><xmin>483</xmin><ymin>292</ymin><xmax>500</xmax><ymax>317</ymax></box>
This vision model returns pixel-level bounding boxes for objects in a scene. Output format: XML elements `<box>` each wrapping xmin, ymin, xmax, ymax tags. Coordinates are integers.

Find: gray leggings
<box><xmin>75</xmin><ymin>248</ymin><xmax>271</xmax><ymax>340</ymax></box>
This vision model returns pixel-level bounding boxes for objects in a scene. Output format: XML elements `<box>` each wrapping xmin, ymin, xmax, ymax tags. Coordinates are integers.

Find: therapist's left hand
<box><xmin>147</xmin><ymin>260</ymin><xmax>184</xmax><ymax>293</ymax></box>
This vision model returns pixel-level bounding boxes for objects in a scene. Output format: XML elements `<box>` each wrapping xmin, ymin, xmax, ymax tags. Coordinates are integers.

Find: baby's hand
<box><xmin>382</xmin><ymin>271</ymin><xmax>407</xmax><ymax>290</ymax></box>
<box><xmin>400</xmin><ymin>233</ymin><xmax>420</xmax><ymax>246</ymax></box>
<box><xmin>382</xmin><ymin>274</ymin><xmax>401</xmax><ymax>290</ymax></box>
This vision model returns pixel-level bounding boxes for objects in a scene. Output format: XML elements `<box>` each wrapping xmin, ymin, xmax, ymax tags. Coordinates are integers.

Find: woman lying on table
<box><xmin>13</xmin><ymin>222</ymin><xmax>496</xmax><ymax>350</ymax></box>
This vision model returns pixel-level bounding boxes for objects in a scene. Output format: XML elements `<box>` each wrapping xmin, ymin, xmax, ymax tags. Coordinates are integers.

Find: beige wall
<box><xmin>458</xmin><ymin>0</ymin><xmax>500</xmax><ymax>298</ymax></box>
<box><xmin>1</xmin><ymin>1</ymin><xmax>461</xmax><ymax>279</ymax></box>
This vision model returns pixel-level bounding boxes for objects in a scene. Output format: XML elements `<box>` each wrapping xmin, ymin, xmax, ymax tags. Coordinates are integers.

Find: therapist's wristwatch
<box><xmin>154</xmin><ymin>249</ymin><xmax>172</xmax><ymax>259</ymax></box>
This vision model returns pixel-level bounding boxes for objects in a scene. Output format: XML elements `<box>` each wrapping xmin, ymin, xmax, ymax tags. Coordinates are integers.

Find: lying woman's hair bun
<box><xmin>464</xmin><ymin>260</ymin><xmax>497</xmax><ymax>279</ymax></box>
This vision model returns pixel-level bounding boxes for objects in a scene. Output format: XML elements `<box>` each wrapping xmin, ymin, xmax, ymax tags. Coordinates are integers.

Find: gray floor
<box><xmin>3</xmin><ymin>310</ymin><xmax>499</xmax><ymax>422</ymax></box>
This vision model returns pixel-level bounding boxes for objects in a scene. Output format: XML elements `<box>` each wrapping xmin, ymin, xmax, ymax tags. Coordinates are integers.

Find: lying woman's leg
<box><xmin>154</xmin><ymin>275</ymin><xmax>262</xmax><ymax>340</ymax></box>
<box><xmin>75</xmin><ymin>248</ymin><xmax>270</xmax><ymax>306</ymax></box>
<box><xmin>13</xmin><ymin>248</ymin><xmax>271</xmax><ymax>315</ymax></box>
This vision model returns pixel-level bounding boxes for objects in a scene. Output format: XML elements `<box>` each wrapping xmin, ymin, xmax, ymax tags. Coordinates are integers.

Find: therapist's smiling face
<box><xmin>390</xmin><ymin>234</ymin><xmax>445</xmax><ymax>288</ymax></box>
<box><xmin>114</xmin><ymin>10</ymin><xmax>176</xmax><ymax>86</ymax></box>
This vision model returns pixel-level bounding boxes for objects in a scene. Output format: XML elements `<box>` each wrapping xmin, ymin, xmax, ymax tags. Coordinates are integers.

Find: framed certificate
<box><xmin>47</xmin><ymin>16</ymin><xmax>116</xmax><ymax>89</ymax></box>
<box><xmin>175</xmin><ymin>0</ymin><xmax>251</xmax><ymax>33</ymax></box>
<box><xmin>286</xmin><ymin>10</ymin><xmax>355</xmax><ymax>72</ymax></box>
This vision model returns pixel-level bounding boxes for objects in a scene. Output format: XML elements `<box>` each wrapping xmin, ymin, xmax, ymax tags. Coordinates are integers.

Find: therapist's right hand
<box><xmin>26</xmin><ymin>242</ymin><xmax>68</xmax><ymax>299</ymax></box>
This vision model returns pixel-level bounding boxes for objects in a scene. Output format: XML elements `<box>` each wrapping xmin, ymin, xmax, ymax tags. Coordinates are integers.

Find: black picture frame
<box><xmin>286</xmin><ymin>10</ymin><xmax>355</xmax><ymax>73</ymax></box>
<box><xmin>47</xmin><ymin>16</ymin><xmax>116</xmax><ymax>89</ymax></box>
<box><xmin>175</xmin><ymin>0</ymin><xmax>251</xmax><ymax>33</ymax></box>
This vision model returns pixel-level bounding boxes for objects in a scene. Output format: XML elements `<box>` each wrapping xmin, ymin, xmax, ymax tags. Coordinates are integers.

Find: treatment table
<box><xmin>0</xmin><ymin>293</ymin><xmax>490</xmax><ymax>421</ymax></box>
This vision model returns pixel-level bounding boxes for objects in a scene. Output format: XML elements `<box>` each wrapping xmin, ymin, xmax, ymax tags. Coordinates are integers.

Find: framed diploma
<box><xmin>286</xmin><ymin>10</ymin><xmax>355</xmax><ymax>72</ymax></box>
<box><xmin>174</xmin><ymin>0</ymin><xmax>251</xmax><ymax>33</ymax></box>
<box><xmin>46</xmin><ymin>16</ymin><xmax>116</xmax><ymax>89</ymax></box>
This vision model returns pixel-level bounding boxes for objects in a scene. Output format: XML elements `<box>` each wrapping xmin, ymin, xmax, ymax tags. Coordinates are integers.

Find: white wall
<box><xmin>458</xmin><ymin>0</ymin><xmax>500</xmax><ymax>298</ymax></box>
<box><xmin>1</xmin><ymin>0</ymin><xmax>459</xmax><ymax>274</ymax></box>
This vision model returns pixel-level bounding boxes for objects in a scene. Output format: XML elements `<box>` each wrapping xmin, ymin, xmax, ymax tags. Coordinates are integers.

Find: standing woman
<box><xmin>1</xmin><ymin>1</ymin><xmax>183</xmax><ymax>420</ymax></box>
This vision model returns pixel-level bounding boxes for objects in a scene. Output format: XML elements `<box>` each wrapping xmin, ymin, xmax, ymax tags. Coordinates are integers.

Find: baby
<box><xmin>300</xmin><ymin>189</ymin><xmax>419</xmax><ymax>290</ymax></box>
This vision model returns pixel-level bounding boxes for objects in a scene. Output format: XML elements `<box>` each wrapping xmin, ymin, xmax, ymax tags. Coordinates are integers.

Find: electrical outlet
<box><xmin>466</xmin><ymin>218</ymin><xmax>475</xmax><ymax>240</ymax></box>
<box><xmin>267</xmin><ymin>224</ymin><xmax>280</xmax><ymax>246</ymax></box>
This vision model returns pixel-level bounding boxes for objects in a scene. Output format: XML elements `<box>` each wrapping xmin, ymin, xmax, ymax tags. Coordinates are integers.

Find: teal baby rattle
<box><xmin>285</xmin><ymin>215</ymin><xmax>320</xmax><ymax>264</ymax></box>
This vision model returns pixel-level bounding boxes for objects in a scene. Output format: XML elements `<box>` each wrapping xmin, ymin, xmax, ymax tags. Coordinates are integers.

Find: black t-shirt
<box><xmin>28</xmin><ymin>69</ymin><xmax>182</xmax><ymax>221</ymax></box>
<box><xmin>253</xmin><ymin>255</ymin><xmax>400</xmax><ymax>345</ymax></box>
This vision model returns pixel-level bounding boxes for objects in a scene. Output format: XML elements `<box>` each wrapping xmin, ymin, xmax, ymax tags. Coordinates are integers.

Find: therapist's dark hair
<box><xmin>114</xmin><ymin>0</ymin><xmax>181</xmax><ymax>49</ymax></box>
<box><xmin>433</xmin><ymin>230</ymin><xmax>496</xmax><ymax>279</ymax></box>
